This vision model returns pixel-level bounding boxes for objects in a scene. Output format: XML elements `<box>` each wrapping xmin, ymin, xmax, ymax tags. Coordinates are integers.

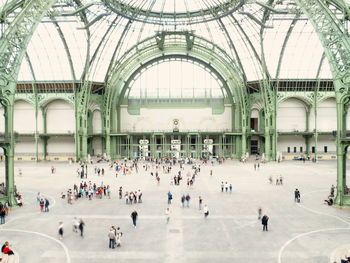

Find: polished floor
<box><xmin>0</xmin><ymin>159</ymin><xmax>348</xmax><ymax>263</ymax></box>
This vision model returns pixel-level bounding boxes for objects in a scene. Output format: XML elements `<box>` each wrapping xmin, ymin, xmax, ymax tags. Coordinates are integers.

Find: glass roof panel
<box><xmin>277</xmin><ymin>20</ymin><xmax>326</xmax><ymax>79</ymax></box>
<box><xmin>14</xmin><ymin>1</ymin><xmax>334</xmax><ymax>83</ymax></box>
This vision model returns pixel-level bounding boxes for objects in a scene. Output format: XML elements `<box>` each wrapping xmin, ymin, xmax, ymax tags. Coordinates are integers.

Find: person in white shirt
<box><xmin>165</xmin><ymin>207</ymin><xmax>170</xmax><ymax>223</ymax></box>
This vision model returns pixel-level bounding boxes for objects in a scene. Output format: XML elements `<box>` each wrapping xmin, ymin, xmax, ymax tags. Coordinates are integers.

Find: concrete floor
<box><xmin>0</xmin><ymin>159</ymin><xmax>349</xmax><ymax>263</ymax></box>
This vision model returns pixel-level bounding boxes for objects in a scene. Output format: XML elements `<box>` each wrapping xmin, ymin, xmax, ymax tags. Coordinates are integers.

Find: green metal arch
<box><xmin>277</xmin><ymin>96</ymin><xmax>313</xmax><ymax>108</ymax></box>
<box><xmin>104</xmin><ymin>33</ymin><xmax>247</xmax><ymax>129</ymax></box>
<box><xmin>117</xmin><ymin>54</ymin><xmax>234</xmax><ymax>106</ymax></box>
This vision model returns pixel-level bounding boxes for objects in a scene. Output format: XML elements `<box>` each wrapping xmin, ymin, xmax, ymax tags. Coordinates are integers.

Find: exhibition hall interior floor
<box><xmin>0</xmin><ymin>159</ymin><xmax>348</xmax><ymax>263</ymax></box>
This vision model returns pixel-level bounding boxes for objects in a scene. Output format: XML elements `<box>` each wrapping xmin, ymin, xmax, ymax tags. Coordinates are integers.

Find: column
<box><xmin>4</xmin><ymin>103</ymin><xmax>16</xmax><ymax>205</ymax></box>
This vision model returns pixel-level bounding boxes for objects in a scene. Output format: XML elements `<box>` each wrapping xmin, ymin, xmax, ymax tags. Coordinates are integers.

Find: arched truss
<box><xmin>103</xmin><ymin>32</ymin><xmax>248</xmax><ymax>132</ymax></box>
<box><xmin>0</xmin><ymin>0</ymin><xmax>56</xmax><ymax>205</ymax></box>
<box><xmin>295</xmin><ymin>0</ymin><xmax>350</xmax><ymax>207</ymax></box>
<box><xmin>103</xmin><ymin>0</ymin><xmax>244</xmax><ymax>26</ymax></box>
<box><xmin>120</xmin><ymin>56</ymin><xmax>230</xmax><ymax>103</ymax></box>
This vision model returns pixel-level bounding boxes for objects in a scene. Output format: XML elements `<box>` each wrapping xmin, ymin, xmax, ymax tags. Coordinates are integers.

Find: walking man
<box><xmin>108</xmin><ymin>227</ymin><xmax>116</xmax><ymax>249</ymax></box>
<box><xmin>262</xmin><ymin>215</ymin><xmax>269</xmax><ymax>231</ymax></box>
<box><xmin>79</xmin><ymin>219</ymin><xmax>85</xmax><ymax>237</ymax></box>
<box><xmin>167</xmin><ymin>191</ymin><xmax>173</xmax><ymax>204</ymax></box>
<box><xmin>165</xmin><ymin>207</ymin><xmax>170</xmax><ymax>224</ymax></box>
<box><xmin>294</xmin><ymin>188</ymin><xmax>301</xmax><ymax>203</ymax></box>
<box><xmin>198</xmin><ymin>196</ymin><xmax>203</xmax><ymax>210</ymax></box>
<box><xmin>44</xmin><ymin>198</ymin><xmax>50</xmax><ymax>212</ymax></box>
<box><xmin>131</xmin><ymin>210</ymin><xmax>138</xmax><ymax>228</ymax></box>
<box><xmin>185</xmin><ymin>194</ymin><xmax>191</xmax><ymax>208</ymax></box>
<box><xmin>203</xmin><ymin>204</ymin><xmax>209</xmax><ymax>218</ymax></box>
<box><xmin>58</xmin><ymin>222</ymin><xmax>64</xmax><ymax>239</ymax></box>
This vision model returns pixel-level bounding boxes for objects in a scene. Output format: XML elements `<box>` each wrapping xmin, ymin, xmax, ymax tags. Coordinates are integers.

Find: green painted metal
<box><xmin>103</xmin><ymin>32</ymin><xmax>248</xmax><ymax>159</ymax></box>
<box><xmin>0</xmin><ymin>0</ymin><xmax>56</xmax><ymax>205</ymax></box>
<box><xmin>103</xmin><ymin>0</ymin><xmax>244</xmax><ymax>25</ymax></box>
<box><xmin>295</xmin><ymin>0</ymin><xmax>350</xmax><ymax>207</ymax></box>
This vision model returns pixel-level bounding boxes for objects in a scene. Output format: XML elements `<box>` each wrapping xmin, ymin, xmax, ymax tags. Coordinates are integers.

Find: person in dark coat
<box><xmin>262</xmin><ymin>215</ymin><xmax>269</xmax><ymax>231</ymax></box>
<box><xmin>294</xmin><ymin>189</ymin><xmax>301</xmax><ymax>202</ymax></box>
<box><xmin>131</xmin><ymin>210</ymin><xmax>138</xmax><ymax>228</ymax></box>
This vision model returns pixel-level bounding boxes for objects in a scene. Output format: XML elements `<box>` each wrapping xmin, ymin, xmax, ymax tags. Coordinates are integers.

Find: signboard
<box><xmin>171</xmin><ymin>139</ymin><xmax>181</xmax><ymax>145</ymax></box>
<box><xmin>204</xmin><ymin>139</ymin><xmax>213</xmax><ymax>144</ymax></box>
<box><xmin>139</xmin><ymin>139</ymin><xmax>149</xmax><ymax>145</ymax></box>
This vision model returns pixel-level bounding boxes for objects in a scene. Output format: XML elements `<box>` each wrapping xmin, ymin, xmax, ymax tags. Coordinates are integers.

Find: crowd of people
<box><xmin>0</xmin><ymin>154</ymin><xmax>340</xmax><ymax>258</ymax></box>
<box><xmin>62</xmin><ymin>181</ymin><xmax>112</xmax><ymax>203</ymax></box>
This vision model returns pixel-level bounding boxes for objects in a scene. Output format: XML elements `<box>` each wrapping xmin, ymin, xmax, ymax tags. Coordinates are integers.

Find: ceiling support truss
<box><xmin>296</xmin><ymin>0</ymin><xmax>350</xmax><ymax>207</ymax></box>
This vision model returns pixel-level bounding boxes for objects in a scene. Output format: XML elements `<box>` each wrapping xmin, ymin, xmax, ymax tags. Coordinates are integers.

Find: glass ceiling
<box><xmin>8</xmin><ymin>0</ymin><xmax>337</xmax><ymax>84</ymax></box>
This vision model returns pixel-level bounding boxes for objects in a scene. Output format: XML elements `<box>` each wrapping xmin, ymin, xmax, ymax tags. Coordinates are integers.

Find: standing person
<box><xmin>203</xmin><ymin>204</ymin><xmax>209</xmax><ymax>218</ymax></box>
<box><xmin>221</xmin><ymin>182</ymin><xmax>224</xmax><ymax>192</ymax></box>
<box><xmin>198</xmin><ymin>196</ymin><xmax>203</xmax><ymax>210</ymax></box>
<box><xmin>279</xmin><ymin>175</ymin><xmax>283</xmax><ymax>185</ymax></box>
<box><xmin>107</xmin><ymin>185</ymin><xmax>111</xmax><ymax>199</ymax></box>
<box><xmin>330</xmin><ymin>184</ymin><xmax>335</xmax><ymax>197</ymax></box>
<box><xmin>78</xmin><ymin>219</ymin><xmax>85</xmax><ymax>237</ymax></box>
<box><xmin>51</xmin><ymin>166</ymin><xmax>55</xmax><ymax>174</ymax></box>
<box><xmin>44</xmin><ymin>198</ymin><xmax>50</xmax><ymax>212</ymax></box>
<box><xmin>58</xmin><ymin>222</ymin><xmax>64</xmax><ymax>239</ymax></box>
<box><xmin>73</xmin><ymin>217</ymin><xmax>79</xmax><ymax>233</ymax></box>
<box><xmin>108</xmin><ymin>227</ymin><xmax>116</xmax><ymax>249</ymax></box>
<box><xmin>185</xmin><ymin>194</ymin><xmax>191</xmax><ymax>208</ymax></box>
<box><xmin>36</xmin><ymin>192</ymin><xmax>41</xmax><ymax>203</ymax></box>
<box><xmin>39</xmin><ymin>199</ymin><xmax>44</xmax><ymax>212</ymax></box>
<box><xmin>229</xmin><ymin>184</ymin><xmax>232</xmax><ymax>193</ymax></box>
<box><xmin>210</xmin><ymin>170</ymin><xmax>213</xmax><ymax>176</ymax></box>
<box><xmin>167</xmin><ymin>191</ymin><xmax>173</xmax><ymax>204</ymax></box>
<box><xmin>18</xmin><ymin>168</ymin><xmax>22</xmax><ymax>177</ymax></box>
<box><xmin>138</xmin><ymin>190</ymin><xmax>142</xmax><ymax>203</ymax></box>
<box><xmin>0</xmin><ymin>204</ymin><xmax>5</xmax><ymax>224</ymax></box>
<box><xmin>181</xmin><ymin>195</ymin><xmax>185</xmax><ymax>208</ymax></box>
<box><xmin>258</xmin><ymin>207</ymin><xmax>262</xmax><ymax>220</ymax></box>
<box><xmin>225</xmin><ymin>182</ymin><xmax>228</xmax><ymax>192</ymax></box>
<box><xmin>119</xmin><ymin>187</ymin><xmax>123</xmax><ymax>199</ymax></box>
<box><xmin>261</xmin><ymin>215</ymin><xmax>269</xmax><ymax>231</ymax></box>
<box><xmin>131</xmin><ymin>210</ymin><xmax>138</xmax><ymax>228</ymax></box>
<box><xmin>116</xmin><ymin>227</ymin><xmax>122</xmax><ymax>247</ymax></box>
<box><xmin>294</xmin><ymin>188</ymin><xmax>301</xmax><ymax>203</ymax></box>
<box><xmin>165</xmin><ymin>207</ymin><xmax>170</xmax><ymax>224</ymax></box>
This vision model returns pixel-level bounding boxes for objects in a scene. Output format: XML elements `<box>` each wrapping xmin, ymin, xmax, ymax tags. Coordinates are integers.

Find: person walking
<box><xmin>262</xmin><ymin>215</ymin><xmax>269</xmax><ymax>231</ymax></box>
<box><xmin>203</xmin><ymin>204</ymin><xmax>209</xmax><ymax>218</ymax></box>
<box><xmin>165</xmin><ymin>207</ymin><xmax>170</xmax><ymax>224</ymax></box>
<box><xmin>330</xmin><ymin>184</ymin><xmax>335</xmax><ymax>197</ymax></box>
<box><xmin>258</xmin><ymin>207</ymin><xmax>262</xmax><ymax>220</ymax></box>
<box><xmin>73</xmin><ymin>217</ymin><xmax>79</xmax><ymax>233</ymax></box>
<box><xmin>58</xmin><ymin>222</ymin><xmax>64</xmax><ymax>239</ymax></box>
<box><xmin>116</xmin><ymin>227</ymin><xmax>122</xmax><ymax>247</ymax></box>
<box><xmin>44</xmin><ymin>198</ymin><xmax>50</xmax><ymax>212</ymax></box>
<box><xmin>181</xmin><ymin>195</ymin><xmax>185</xmax><ymax>208</ymax></box>
<box><xmin>0</xmin><ymin>205</ymin><xmax>5</xmax><ymax>224</ymax></box>
<box><xmin>198</xmin><ymin>196</ymin><xmax>203</xmax><ymax>210</ymax></box>
<box><xmin>185</xmin><ymin>194</ymin><xmax>191</xmax><ymax>208</ymax></box>
<box><xmin>79</xmin><ymin>219</ymin><xmax>85</xmax><ymax>237</ymax></box>
<box><xmin>294</xmin><ymin>188</ymin><xmax>301</xmax><ymax>203</ymax></box>
<box><xmin>108</xmin><ymin>227</ymin><xmax>116</xmax><ymax>249</ymax></box>
<box><xmin>39</xmin><ymin>199</ymin><xmax>44</xmax><ymax>212</ymax></box>
<box><xmin>131</xmin><ymin>210</ymin><xmax>138</xmax><ymax>228</ymax></box>
<box><xmin>167</xmin><ymin>191</ymin><xmax>173</xmax><ymax>205</ymax></box>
